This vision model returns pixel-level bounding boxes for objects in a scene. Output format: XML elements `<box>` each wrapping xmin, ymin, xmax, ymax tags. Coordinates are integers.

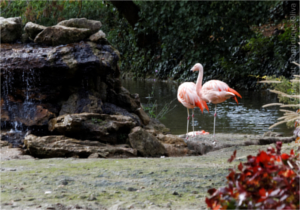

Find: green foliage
<box><xmin>107</xmin><ymin>1</ymin><xmax>297</xmax><ymax>89</ymax></box>
<box><xmin>222</xmin><ymin>24</ymin><xmax>299</xmax><ymax>90</ymax></box>
<box><xmin>0</xmin><ymin>0</ymin><xmax>114</xmax><ymax>32</ymax></box>
<box><xmin>1</xmin><ymin>1</ymin><xmax>298</xmax><ymax>89</ymax></box>
<box><xmin>267</xmin><ymin>75</ymin><xmax>300</xmax><ymax>105</ymax></box>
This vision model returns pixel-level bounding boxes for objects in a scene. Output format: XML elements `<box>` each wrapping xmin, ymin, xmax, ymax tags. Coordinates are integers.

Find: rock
<box><xmin>127</xmin><ymin>187</ymin><xmax>137</xmax><ymax>192</ymax></box>
<box><xmin>59</xmin><ymin>92</ymin><xmax>103</xmax><ymax>116</ymax></box>
<box><xmin>107</xmin><ymin>87</ymin><xmax>140</xmax><ymax>113</ymax></box>
<box><xmin>145</xmin><ymin>118</ymin><xmax>170</xmax><ymax>133</ymax></box>
<box><xmin>263</xmin><ymin>131</ymin><xmax>283</xmax><ymax>137</ymax></box>
<box><xmin>48</xmin><ymin>113</ymin><xmax>136</xmax><ymax>144</ymax></box>
<box><xmin>1</xmin><ymin>101</ymin><xmax>55</xmax><ymax>127</ymax></box>
<box><xmin>156</xmin><ymin>134</ymin><xmax>187</xmax><ymax>146</ymax></box>
<box><xmin>57</xmin><ymin>18</ymin><xmax>101</xmax><ymax>34</ymax></box>
<box><xmin>102</xmin><ymin>103</ymin><xmax>142</xmax><ymax>126</ymax></box>
<box><xmin>0</xmin><ymin>130</ymin><xmax>26</xmax><ymax>147</ymax></box>
<box><xmin>172</xmin><ymin>191</ymin><xmax>179</xmax><ymax>195</ymax></box>
<box><xmin>0</xmin><ymin>140</ymin><xmax>10</xmax><ymax>147</ymax></box>
<box><xmin>88</xmin><ymin>153</ymin><xmax>99</xmax><ymax>159</ymax></box>
<box><xmin>1</xmin><ymin>41</ymin><xmax>120</xmax><ymax>130</ymax></box>
<box><xmin>136</xmin><ymin>108</ymin><xmax>150</xmax><ymax>125</ymax></box>
<box><xmin>156</xmin><ymin>134</ymin><xmax>190</xmax><ymax>156</ymax></box>
<box><xmin>34</xmin><ymin>25</ymin><xmax>92</xmax><ymax>46</ymax></box>
<box><xmin>185</xmin><ymin>138</ymin><xmax>214</xmax><ymax>155</ymax></box>
<box><xmin>24</xmin><ymin>134</ymin><xmax>137</xmax><ymax>158</ymax></box>
<box><xmin>0</xmin><ymin>17</ymin><xmax>22</xmax><ymax>43</ymax></box>
<box><xmin>89</xmin><ymin>30</ymin><xmax>108</xmax><ymax>44</ymax></box>
<box><xmin>24</xmin><ymin>22</ymin><xmax>46</xmax><ymax>41</ymax></box>
<box><xmin>128</xmin><ymin>126</ymin><xmax>167</xmax><ymax>157</ymax></box>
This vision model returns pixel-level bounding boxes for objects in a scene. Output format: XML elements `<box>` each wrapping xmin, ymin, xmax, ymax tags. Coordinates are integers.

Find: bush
<box><xmin>206</xmin><ymin>142</ymin><xmax>299</xmax><ymax>210</ymax></box>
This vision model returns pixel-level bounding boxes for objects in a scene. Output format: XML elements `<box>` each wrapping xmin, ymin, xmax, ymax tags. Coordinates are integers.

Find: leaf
<box><xmin>208</xmin><ymin>188</ymin><xmax>217</xmax><ymax>195</ymax></box>
<box><xmin>281</xmin><ymin>153</ymin><xmax>290</xmax><ymax>161</ymax></box>
<box><xmin>238</xmin><ymin>162</ymin><xmax>243</xmax><ymax>171</ymax></box>
<box><xmin>228</xmin><ymin>150</ymin><xmax>237</xmax><ymax>163</ymax></box>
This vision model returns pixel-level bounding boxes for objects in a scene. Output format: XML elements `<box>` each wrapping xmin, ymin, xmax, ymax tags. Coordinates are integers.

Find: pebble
<box><xmin>172</xmin><ymin>191</ymin><xmax>179</xmax><ymax>195</ymax></box>
<box><xmin>87</xmin><ymin>194</ymin><xmax>97</xmax><ymax>201</ymax></box>
<box><xmin>127</xmin><ymin>187</ymin><xmax>137</xmax><ymax>192</ymax></box>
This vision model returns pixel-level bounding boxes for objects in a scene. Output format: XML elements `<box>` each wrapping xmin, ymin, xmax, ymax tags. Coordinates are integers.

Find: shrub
<box><xmin>206</xmin><ymin>142</ymin><xmax>299</xmax><ymax>210</ymax></box>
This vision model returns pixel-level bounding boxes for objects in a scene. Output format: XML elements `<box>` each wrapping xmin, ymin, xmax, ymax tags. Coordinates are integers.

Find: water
<box><xmin>122</xmin><ymin>79</ymin><xmax>294</xmax><ymax>136</ymax></box>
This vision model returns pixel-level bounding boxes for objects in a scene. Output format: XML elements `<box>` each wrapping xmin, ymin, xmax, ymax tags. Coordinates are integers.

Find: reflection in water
<box><xmin>122</xmin><ymin>79</ymin><xmax>294</xmax><ymax>136</ymax></box>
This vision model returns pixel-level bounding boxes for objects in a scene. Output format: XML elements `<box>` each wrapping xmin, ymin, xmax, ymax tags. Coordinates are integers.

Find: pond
<box><xmin>122</xmin><ymin>79</ymin><xmax>294</xmax><ymax>136</ymax></box>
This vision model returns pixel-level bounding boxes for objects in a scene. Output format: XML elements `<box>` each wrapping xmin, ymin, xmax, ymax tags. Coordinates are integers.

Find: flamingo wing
<box><xmin>202</xmin><ymin>80</ymin><xmax>242</xmax><ymax>104</ymax></box>
<box><xmin>178</xmin><ymin>82</ymin><xmax>209</xmax><ymax>112</ymax></box>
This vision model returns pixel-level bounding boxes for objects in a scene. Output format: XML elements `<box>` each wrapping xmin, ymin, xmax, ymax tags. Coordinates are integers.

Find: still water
<box><xmin>122</xmin><ymin>79</ymin><xmax>294</xmax><ymax>136</ymax></box>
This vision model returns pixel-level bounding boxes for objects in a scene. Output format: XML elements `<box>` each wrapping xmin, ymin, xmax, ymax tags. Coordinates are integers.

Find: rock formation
<box><xmin>0</xmin><ymin>17</ymin><xmax>206</xmax><ymax>158</ymax></box>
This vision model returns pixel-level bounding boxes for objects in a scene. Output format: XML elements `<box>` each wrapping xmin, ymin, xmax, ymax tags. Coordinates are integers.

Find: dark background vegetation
<box><xmin>1</xmin><ymin>0</ymin><xmax>299</xmax><ymax>89</ymax></box>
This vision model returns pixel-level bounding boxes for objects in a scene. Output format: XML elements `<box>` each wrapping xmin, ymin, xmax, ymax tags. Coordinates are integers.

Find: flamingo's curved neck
<box><xmin>195</xmin><ymin>66</ymin><xmax>203</xmax><ymax>97</ymax></box>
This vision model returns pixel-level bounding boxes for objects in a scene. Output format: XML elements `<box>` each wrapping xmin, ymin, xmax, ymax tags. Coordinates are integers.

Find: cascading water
<box><xmin>1</xmin><ymin>61</ymin><xmax>41</xmax><ymax>146</ymax></box>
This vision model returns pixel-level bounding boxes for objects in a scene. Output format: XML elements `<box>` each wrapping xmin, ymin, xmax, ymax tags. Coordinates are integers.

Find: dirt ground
<box><xmin>0</xmin><ymin>134</ymin><xmax>298</xmax><ymax>210</ymax></box>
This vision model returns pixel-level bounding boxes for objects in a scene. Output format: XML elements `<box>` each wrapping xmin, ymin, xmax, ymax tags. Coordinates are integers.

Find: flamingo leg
<box><xmin>186</xmin><ymin>109</ymin><xmax>190</xmax><ymax>139</ymax></box>
<box><xmin>192</xmin><ymin>109</ymin><xmax>195</xmax><ymax>136</ymax></box>
<box><xmin>213</xmin><ymin>104</ymin><xmax>217</xmax><ymax>145</ymax></box>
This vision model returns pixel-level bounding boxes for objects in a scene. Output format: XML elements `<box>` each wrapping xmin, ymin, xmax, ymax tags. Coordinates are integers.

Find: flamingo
<box><xmin>191</xmin><ymin>63</ymin><xmax>242</xmax><ymax>143</ymax></box>
<box><xmin>177</xmin><ymin>81</ymin><xmax>209</xmax><ymax>139</ymax></box>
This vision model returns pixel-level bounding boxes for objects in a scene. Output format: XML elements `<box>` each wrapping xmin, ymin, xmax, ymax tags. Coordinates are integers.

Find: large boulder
<box><xmin>57</xmin><ymin>18</ymin><xmax>101</xmax><ymax>34</ymax></box>
<box><xmin>48</xmin><ymin>113</ymin><xmax>136</xmax><ymax>144</ymax></box>
<box><xmin>0</xmin><ymin>17</ymin><xmax>22</xmax><ymax>43</ymax></box>
<box><xmin>24</xmin><ymin>134</ymin><xmax>137</xmax><ymax>158</ymax></box>
<box><xmin>34</xmin><ymin>18</ymin><xmax>102</xmax><ymax>46</ymax></box>
<box><xmin>34</xmin><ymin>25</ymin><xmax>92</xmax><ymax>46</ymax></box>
<box><xmin>128</xmin><ymin>126</ymin><xmax>167</xmax><ymax>157</ymax></box>
<box><xmin>155</xmin><ymin>133</ymin><xmax>191</xmax><ymax>157</ymax></box>
<box><xmin>24</xmin><ymin>22</ymin><xmax>46</xmax><ymax>41</ymax></box>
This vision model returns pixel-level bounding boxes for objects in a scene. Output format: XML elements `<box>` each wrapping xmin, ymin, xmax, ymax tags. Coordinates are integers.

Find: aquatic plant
<box><xmin>142</xmin><ymin>87</ymin><xmax>177</xmax><ymax>120</ymax></box>
<box><xmin>206</xmin><ymin>141</ymin><xmax>300</xmax><ymax>210</ymax></box>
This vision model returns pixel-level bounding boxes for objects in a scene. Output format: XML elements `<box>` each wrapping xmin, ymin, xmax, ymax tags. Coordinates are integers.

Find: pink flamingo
<box><xmin>191</xmin><ymin>63</ymin><xmax>242</xmax><ymax>142</ymax></box>
<box><xmin>177</xmin><ymin>81</ymin><xmax>209</xmax><ymax>138</ymax></box>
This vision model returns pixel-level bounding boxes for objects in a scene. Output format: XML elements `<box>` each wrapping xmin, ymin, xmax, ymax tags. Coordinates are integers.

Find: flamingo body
<box><xmin>177</xmin><ymin>82</ymin><xmax>208</xmax><ymax>112</ymax></box>
<box><xmin>191</xmin><ymin>63</ymin><xmax>242</xmax><ymax>144</ymax></box>
<box><xmin>201</xmin><ymin>80</ymin><xmax>242</xmax><ymax>104</ymax></box>
<box><xmin>177</xmin><ymin>82</ymin><xmax>209</xmax><ymax>138</ymax></box>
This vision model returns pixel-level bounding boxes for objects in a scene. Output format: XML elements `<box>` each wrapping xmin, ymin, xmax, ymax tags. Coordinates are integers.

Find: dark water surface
<box><xmin>122</xmin><ymin>79</ymin><xmax>294</xmax><ymax>136</ymax></box>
